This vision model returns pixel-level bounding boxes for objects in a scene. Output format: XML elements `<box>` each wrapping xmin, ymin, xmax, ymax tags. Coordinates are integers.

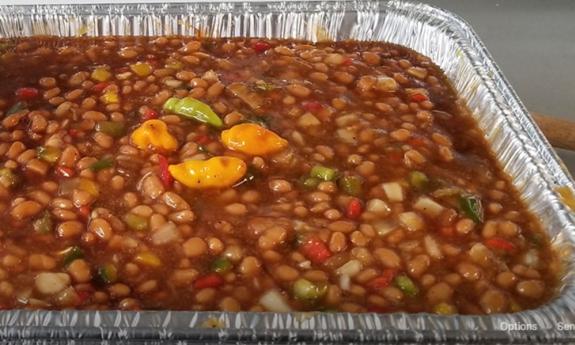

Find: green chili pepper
<box><xmin>254</xmin><ymin>80</ymin><xmax>276</xmax><ymax>91</ymax></box>
<box><xmin>211</xmin><ymin>257</ymin><xmax>233</xmax><ymax>273</ymax></box>
<box><xmin>89</xmin><ymin>157</ymin><xmax>114</xmax><ymax>172</ymax></box>
<box><xmin>33</xmin><ymin>211</ymin><xmax>53</xmax><ymax>234</ymax></box>
<box><xmin>293</xmin><ymin>278</ymin><xmax>327</xmax><ymax>301</ymax></box>
<box><xmin>98</xmin><ymin>263</ymin><xmax>118</xmax><ymax>284</ymax></box>
<box><xmin>95</xmin><ymin>121</ymin><xmax>126</xmax><ymax>138</ymax></box>
<box><xmin>37</xmin><ymin>146</ymin><xmax>62</xmax><ymax>164</ymax></box>
<box><xmin>0</xmin><ymin>168</ymin><xmax>20</xmax><ymax>189</ymax></box>
<box><xmin>433</xmin><ymin>302</ymin><xmax>457</xmax><ymax>315</ymax></box>
<box><xmin>6</xmin><ymin>101</ymin><xmax>27</xmax><ymax>116</ymax></box>
<box><xmin>409</xmin><ymin>171</ymin><xmax>429</xmax><ymax>191</ymax></box>
<box><xmin>459</xmin><ymin>194</ymin><xmax>484</xmax><ymax>223</ymax></box>
<box><xmin>310</xmin><ymin>165</ymin><xmax>337</xmax><ymax>181</ymax></box>
<box><xmin>123</xmin><ymin>213</ymin><xmax>148</xmax><ymax>231</ymax></box>
<box><xmin>61</xmin><ymin>246</ymin><xmax>84</xmax><ymax>266</ymax></box>
<box><xmin>338</xmin><ymin>175</ymin><xmax>363</xmax><ymax>196</ymax></box>
<box><xmin>302</xmin><ymin>177</ymin><xmax>320</xmax><ymax>189</ymax></box>
<box><xmin>163</xmin><ymin>97</ymin><xmax>223</xmax><ymax>128</ymax></box>
<box><xmin>394</xmin><ymin>274</ymin><xmax>419</xmax><ymax>297</ymax></box>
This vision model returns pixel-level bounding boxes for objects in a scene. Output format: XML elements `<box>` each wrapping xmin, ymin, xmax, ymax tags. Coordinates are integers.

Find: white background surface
<box><xmin>2</xmin><ymin>0</ymin><xmax>575</xmax><ymax>173</ymax></box>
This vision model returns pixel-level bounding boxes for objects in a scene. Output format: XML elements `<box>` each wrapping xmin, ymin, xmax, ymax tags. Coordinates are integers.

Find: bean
<box><xmin>457</xmin><ymin>262</ymin><xmax>482</xmax><ymax>281</ymax></box>
<box><xmin>258</xmin><ymin>226</ymin><xmax>287</xmax><ymax>250</ymax></box>
<box><xmin>269</xmin><ymin>179</ymin><xmax>293</xmax><ymax>193</ymax></box>
<box><xmin>39</xmin><ymin>77</ymin><xmax>56</xmax><ymax>88</ymax></box>
<box><xmin>10</xmin><ymin>200</ymin><xmax>42</xmax><ymax>221</ymax></box>
<box><xmin>195</xmin><ymin>288</ymin><xmax>216</xmax><ymax>304</ymax></box>
<box><xmin>225</xmin><ymin>203</ymin><xmax>248</xmax><ymax>216</ymax></box>
<box><xmin>67</xmin><ymin>259</ymin><xmax>92</xmax><ymax>283</ymax></box>
<box><xmin>162</xmin><ymin>191</ymin><xmax>190</xmax><ymax>210</ymax></box>
<box><xmin>481</xmin><ymin>220</ymin><xmax>498</xmax><ymax>238</ymax></box>
<box><xmin>169</xmin><ymin>210</ymin><xmax>195</xmax><ymax>223</ymax></box>
<box><xmin>56</xmin><ymin>221</ymin><xmax>84</xmax><ymax>238</ymax></box>
<box><xmin>479</xmin><ymin>289</ymin><xmax>508</xmax><ymax>314</ymax></box>
<box><xmin>275</xmin><ymin>265</ymin><xmax>299</xmax><ymax>281</ymax></box>
<box><xmin>118</xmin><ymin>298</ymin><xmax>141</xmax><ymax>310</ymax></box>
<box><xmin>26</xmin><ymin>159</ymin><xmax>49</xmax><ymax>176</ymax></box>
<box><xmin>73</xmin><ymin>189</ymin><xmax>94</xmax><ymax>207</ymax></box>
<box><xmin>52</xmin><ymin>208</ymin><xmax>78</xmax><ymax>221</ymax></box>
<box><xmin>516</xmin><ymin>280</ymin><xmax>545</xmax><ymax>299</ymax></box>
<box><xmin>239</xmin><ymin>256</ymin><xmax>261</xmax><ymax>277</ymax></box>
<box><xmin>381</xmin><ymin>287</ymin><xmax>403</xmax><ymax>304</ymax></box>
<box><xmin>455</xmin><ymin>218</ymin><xmax>475</xmax><ymax>235</ymax></box>
<box><xmin>286</xmin><ymin>84</ymin><xmax>311</xmax><ymax>98</ymax></box>
<box><xmin>28</xmin><ymin>254</ymin><xmax>57</xmax><ymax>270</ymax></box>
<box><xmin>332</xmin><ymin>71</ymin><xmax>354</xmax><ymax>84</ymax></box>
<box><xmin>89</xmin><ymin>218</ymin><xmax>113</xmax><ymax>241</ymax></box>
<box><xmin>328</xmin><ymin>220</ymin><xmax>356</xmax><ymax>233</ymax></box>
<box><xmin>219</xmin><ymin>297</ymin><xmax>241</xmax><ymax>311</ymax></box>
<box><xmin>407</xmin><ymin>254</ymin><xmax>430</xmax><ymax>278</ymax></box>
<box><xmin>496</xmin><ymin>271</ymin><xmax>518</xmax><ymax>289</ymax></box>
<box><xmin>141</xmin><ymin>174</ymin><xmax>165</xmax><ymax>200</ymax></box>
<box><xmin>137</xmin><ymin>280</ymin><xmax>158</xmax><ymax>294</ymax></box>
<box><xmin>183</xmin><ymin>237</ymin><xmax>208</xmax><ymax>257</ymax></box>
<box><xmin>108</xmin><ymin>283</ymin><xmax>131</xmax><ymax>298</ymax></box>
<box><xmin>373</xmin><ymin>248</ymin><xmax>401</xmax><ymax>268</ymax></box>
<box><xmin>426</xmin><ymin>282</ymin><xmax>453</xmax><ymax>305</ymax></box>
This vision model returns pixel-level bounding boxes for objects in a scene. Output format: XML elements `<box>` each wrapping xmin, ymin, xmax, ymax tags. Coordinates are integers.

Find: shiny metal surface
<box><xmin>0</xmin><ymin>1</ymin><xmax>574</xmax><ymax>343</ymax></box>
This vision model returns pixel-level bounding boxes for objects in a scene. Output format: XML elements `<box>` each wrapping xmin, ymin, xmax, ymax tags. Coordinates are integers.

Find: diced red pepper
<box><xmin>195</xmin><ymin>134</ymin><xmax>211</xmax><ymax>145</ymax></box>
<box><xmin>91</xmin><ymin>82</ymin><xmax>109</xmax><ymax>93</ymax></box>
<box><xmin>346</xmin><ymin>198</ymin><xmax>363</xmax><ymax>219</ymax></box>
<box><xmin>142</xmin><ymin>108</ymin><xmax>159</xmax><ymax>121</ymax></box>
<box><xmin>485</xmin><ymin>237</ymin><xmax>516</xmax><ymax>252</ymax></box>
<box><xmin>252</xmin><ymin>41</ymin><xmax>272</xmax><ymax>54</ymax></box>
<box><xmin>439</xmin><ymin>226</ymin><xmax>455</xmax><ymax>237</ymax></box>
<box><xmin>387</xmin><ymin>150</ymin><xmax>403</xmax><ymax>163</ymax></box>
<box><xmin>367</xmin><ymin>305</ymin><xmax>390</xmax><ymax>313</ymax></box>
<box><xmin>302</xmin><ymin>101</ymin><xmax>323</xmax><ymax>113</ymax></box>
<box><xmin>408</xmin><ymin>137</ymin><xmax>427</xmax><ymax>148</ymax></box>
<box><xmin>194</xmin><ymin>273</ymin><xmax>225</xmax><ymax>289</ymax></box>
<box><xmin>78</xmin><ymin>206</ymin><xmax>91</xmax><ymax>219</ymax></box>
<box><xmin>68</xmin><ymin>128</ymin><xmax>81</xmax><ymax>138</ymax></box>
<box><xmin>300</xmin><ymin>238</ymin><xmax>332</xmax><ymax>264</ymax></box>
<box><xmin>367</xmin><ymin>269</ymin><xmax>398</xmax><ymax>290</ymax></box>
<box><xmin>342</xmin><ymin>57</ymin><xmax>353</xmax><ymax>66</ymax></box>
<box><xmin>409</xmin><ymin>92</ymin><xmax>428</xmax><ymax>102</ymax></box>
<box><xmin>77</xmin><ymin>290</ymin><xmax>91</xmax><ymax>304</ymax></box>
<box><xmin>158</xmin><ymin>154</ymin><xmax>173</xmax><ymax>188</ymax></box>
<box><xmin>15</xmin><ymin>87</ymin><xmax>39</xmax><ymax>101</ymax></box>
<box><xmin>55</xmin><ymin>166</ymin><xmax>75</xmax><ymax>178</ymax></box>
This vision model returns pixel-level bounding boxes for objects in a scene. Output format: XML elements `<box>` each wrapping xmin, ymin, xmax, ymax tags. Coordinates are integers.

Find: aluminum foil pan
<box><xmin>1</xmin><ymin>1</ymin><xmax>575</xmax><ymax>343</ymax></box>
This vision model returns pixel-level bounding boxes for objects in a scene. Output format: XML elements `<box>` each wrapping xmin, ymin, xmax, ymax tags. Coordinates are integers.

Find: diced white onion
<box><xmin>424</xmin><ymin>235</ymin><xmax>443</xmax><ymax>260</ymax></box>
<box><xmin>523</xmin><ymin>249</ymin><xmax>540</xmax><ymax>267</ymax></box>
<box><xmin>259</xmin><ymin>289</ymin><xmax>292</xmax><ymax>312</ymax></box>
<box><xmin>151</xmin><ymin>221</ymin><xmax>180</xmax><ymax>245</ymax></box>
<box><xmin>413</xmin><ymin>197</ymin><xmax>444</xmax><ymax>218</ymax></box>
<box><xmin>336</xmin><ymin>259</ymin><xmax>363</xmax><ymax>277</ymax></box>
<box><xmin>336</xmin><ymin>128</ymin><xmax>358</xmax><ymax>145</ymax></box>
<box><xmin>35</xmin><ymin>272</ymin><xmax>71</xmax><ymax>295</ymax></box>
<box><xmin>372</xmin><ymin>220</ymin><xmax>398</xmax><ymax>237</ymax></box>
<box><xmin>339</xmin><ymin>274</ymin><xmax>351</xmax><ymax>291</ymax></box>
<box><xmin>366</xmin><ymin>198</ymin><xmax>390</xmax><ymax>216</ymax></box>
<box><xmin>398</xmin><ymin>211</ymin><xmax>424</xmax><ymax>231</ymax></box>
<box><xmin>382</xmin><ymin>182</ymin><xmax>404</xmax><ymax>202</ymax></box>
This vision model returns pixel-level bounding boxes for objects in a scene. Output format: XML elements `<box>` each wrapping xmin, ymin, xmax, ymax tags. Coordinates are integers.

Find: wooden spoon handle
<box><xmin>532</xmin><ymin>112</ymin><xmax>575</xmax><ymax>151</ymax></box>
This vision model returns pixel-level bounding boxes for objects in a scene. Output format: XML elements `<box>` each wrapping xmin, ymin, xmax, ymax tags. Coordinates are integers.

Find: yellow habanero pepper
<box><xmin>220</xmin><ymin>123</ymin><xmax>288</xmax><ymax>156</ymax></box>
<box><xmin>131</xmin><ymin>119</ymin><xmax>178</xmax><ymax>152</ymax></box>
<box><xmin>168</xmin><ymin>156</ymin><xmax>247</xmax><ymax>189</ymax></box>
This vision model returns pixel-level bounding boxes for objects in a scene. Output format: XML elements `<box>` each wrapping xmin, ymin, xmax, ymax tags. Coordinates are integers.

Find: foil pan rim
<box><xmin>0</xmin><ymin>1</ymin><xmax>574</xmax><ymax>343</ymax></box>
